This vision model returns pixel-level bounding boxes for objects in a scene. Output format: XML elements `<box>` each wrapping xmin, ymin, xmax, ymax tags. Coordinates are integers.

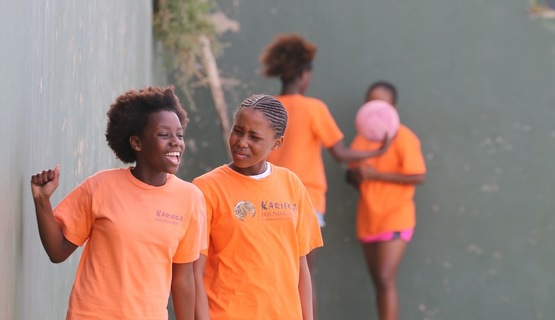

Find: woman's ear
<box><xmin>129</xmin><ymin>135</ymin><xmax>141</xmax><ymax>152</ymax></box>
<box><xmin>299</xmin><ymin>69</ymin><xmax>313</xmax><ymax>94</ymax></box>
<box><xmin>272</xmin><ymin>136</ymin><xmax>284</xmax><ymax>150</ymax></box>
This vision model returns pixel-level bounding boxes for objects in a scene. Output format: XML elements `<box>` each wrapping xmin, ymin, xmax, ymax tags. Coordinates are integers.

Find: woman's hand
<box><xmin>31</xmin><ymin>164</ymin><xmax>60</xmax><ymax>200</ymax></box>
<box><xmin>359</xmin><ymin>165</ymin><xmax>379</xmax><ymax>180</ymax></box>
<box><xmin>376</xmin><ymin>134</ymin><xmax>392</xmax><ymax>154</ymax></box>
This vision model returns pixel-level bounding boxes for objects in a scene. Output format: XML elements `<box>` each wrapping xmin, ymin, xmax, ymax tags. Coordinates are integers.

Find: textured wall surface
<box><xmin>180</xmin><ymin>1</ymin><xmax>555</xmax><ymax>319</ymax></box>
<box><xmin>0</xmin><ymin>1</ymin><xmax>152</xmax><ymax>318</ymax></box>
<box><xmin>3</xmin><ymin>1</ymin><xmax>554</xmax><ymax>319</ymax></box>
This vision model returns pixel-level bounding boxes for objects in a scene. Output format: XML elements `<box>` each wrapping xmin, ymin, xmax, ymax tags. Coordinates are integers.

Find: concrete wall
<box><xmin>3</xmin><ymin>1</ymin><xmax>554</xmax><ymax>319</ymax></box>
<box><xmin>180</xmin><ymin>1</ymin><xmax>555</xmax><ymax>319</ymax></box>
<box><xmin>0</xmin><ymin>1</ymin><xmax>152</xmax><ymax>318</ymax></box>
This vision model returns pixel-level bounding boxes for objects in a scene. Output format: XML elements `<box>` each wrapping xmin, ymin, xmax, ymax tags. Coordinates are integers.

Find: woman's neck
<box><xmin>131</xmin><ymin>166</ymin><xmax>167</xmax><ymax>187</ymax></box>
<box><xmin>281</xmin><ymin>81</ymin><xmax>303</xmax><ymax>95</ymax></box>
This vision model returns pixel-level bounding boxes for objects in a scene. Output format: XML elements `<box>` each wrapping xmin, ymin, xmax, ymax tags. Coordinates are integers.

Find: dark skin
<box><xmin>363</xmin><ymin>239</ymin><xmax>407</xmax><ymax>320</ymax></box>
<box><xmin>281</xmin><ymin>70</ymin><xmax>392</xmax><ymax>163</ymax></box>
<box><xmin>347</xmin><ymin>85</ymin><xmax>425</xmax><ymax>320</ymax></box>
<box><xmin>347</xmin><ymin>86</ymin><xmax>425</xmax><ymax>187</ymax></box>
<box><xmin>347</xmin><ymin>166</ymin><xmax>425</xmax><ymax>187</ymax></box>
<box><xmin>346</xmin><ymin>166</ymin><xmax>424</xmax><ymax>320</ymax></box>
<box><xmin>194</xmin><ymin>107</ymin><xmax>314</xmax><ymax>320</ymax></box>
<box><xmin>30</xmin><ymin>164</ymin><xmax>78</xmax><ymax>263</ymax></box>
<box><xmin>281</xmin><ymin>70</ymin><xmax>391</xmax><ymax>320</ymax></box>
<box><xmin>30</xmin><ymin>110</ymin><xmax>195</xmax><ymax>320</ymax></box>
<box><xmin>30</xmin><ymin>111</ymin><xmax>187</xmax><ymax>261</ymax></box>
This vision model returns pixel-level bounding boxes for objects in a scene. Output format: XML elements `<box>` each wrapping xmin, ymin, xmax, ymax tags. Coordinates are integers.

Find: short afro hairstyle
<box><xmin>366</xmin><ymin>81</ymin><xmax>398</xmax><ymax>105</ymax></box>
<box><xmin>105</xmin><ymin>86</ymin><xmax>189</xmax><ymax>163</ymax></box>
<box><xmin>260</xmin><ymin>33</ymin><xmax>317</xmax><ymax>82</ymax></box>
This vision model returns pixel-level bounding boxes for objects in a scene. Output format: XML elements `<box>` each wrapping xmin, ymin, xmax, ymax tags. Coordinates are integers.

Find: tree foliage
<box><xmin>153</xmin><ymin>0</ymin><xmax>219</xmax><ymax>89</ymax></box>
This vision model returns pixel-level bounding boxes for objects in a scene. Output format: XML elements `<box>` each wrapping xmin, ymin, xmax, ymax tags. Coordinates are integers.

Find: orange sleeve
<box><xmin>53</xmin><ymin>180</ymin><xmax>94</xmax><ymax>246</ymax></box>
<box><xmin>192</xmin><ymin>178</ymin><xmax>212</xmax><ymax>257</ymax></box>
<box><xmin>348</xmin><ymin>134</ymin><xmax>377</xmax><ymax>169</ymax></box>
<box><xmin>311</xmin><ymin>101</ymin><xmax>344</xmax><ymax>148</ymax></box>
<box><xmin>397</xmin><ymin>128</ymin><xmax>426</xmax><ymax>175</ymax></box>
<box><xmin>294</xmin><ymin>175</ymin><xmax>324</xmax><ymax>256</ymax></box>
<box><xmin>173</xmin><ymin>186</ymin><xmax>207</xmax><ymax>263</ymax></box>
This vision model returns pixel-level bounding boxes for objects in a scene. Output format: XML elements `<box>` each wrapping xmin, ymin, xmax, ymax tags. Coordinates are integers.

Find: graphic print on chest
<box><xmin>233</xmin><ymin>201</ymin><xmax>256</xmax><ymax>221</ymax></box>
<box><xmin>232</xmin><ymin>200</ymin><xmax>298</xmax><ymax>222</ymax></box>
<box><xmin>155</xmin><ymin>209</ymin><xmax>184</xmax><ymax>225</ymax></box>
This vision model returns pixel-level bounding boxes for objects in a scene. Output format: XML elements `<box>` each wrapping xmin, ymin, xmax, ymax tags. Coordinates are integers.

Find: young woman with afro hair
<box><xmin>260</xmin><ymin>34</ymin><xmax>390</xmax><ymax>318</ymax></box>
<box><xmin>30</xmin><ymin>86</ymin><xmax>206</xmax><ymax>320</ymax></box>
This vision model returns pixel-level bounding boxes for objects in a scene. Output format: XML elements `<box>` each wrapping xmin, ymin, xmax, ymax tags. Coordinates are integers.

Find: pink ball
<box><xmin>355</xmin><ymin>100</ymin><xmax>400</xmax><ymax>142</ymax></box>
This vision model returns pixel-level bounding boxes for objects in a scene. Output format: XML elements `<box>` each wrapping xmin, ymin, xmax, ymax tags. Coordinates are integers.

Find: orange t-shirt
<box><xmin>193</xmin><ymin>164</ymin><xmax>323</xmax><ymax>320</ymax></box>
<box><xmin>267</xmin><ymin>94</ymin><xmax>344</xmax><ymax>213</ymax></box>
<box><xmin>350</xmin><ymin>125</ymin><xmax>426</xmax><ymax>239</ymax></box>
<box><xmin>53</xmin><ymin>168</ymin><xmax>206</xmax><ymax>320</ymax></box>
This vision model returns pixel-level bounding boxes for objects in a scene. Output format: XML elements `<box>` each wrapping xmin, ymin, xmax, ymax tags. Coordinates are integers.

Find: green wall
<box><xmin>0</xmin><ymin>1</ymin><xmax>152</xmax><ymax>318</ymax></box>
<box><xmin>180</xmin><ymin>1</ymin><xmax>555</xmax><ymax>319</ymax></box>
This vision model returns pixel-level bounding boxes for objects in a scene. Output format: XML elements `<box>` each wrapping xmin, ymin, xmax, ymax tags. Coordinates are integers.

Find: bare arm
<box><xmin>172</xmin><ymin>262</ymin><xmax>196</xmax><ymax>320</ymax></box>
<box><xmin>193</xmin><ymin>255</ymin><xmax>210</xmax><ymax>320</ymax></box>
<box><xmin>298</xmin><ymin>255</ymin><xmax>314</xmax><ymax>320</ymax></box>
<box><xmin>371</xmin><ymin>172</ymin><xmax>425</xmax><ymax>185</ymax></box>
<box><xmin>30</xmin><ymin>165</ymin><xmax>78</xmax><ymax>263</ymax></box>
<box><xmin>327</xmin><ymin>136</ymin><xmax>391</xmax><ymax>164</ymax></box>
<box><xmin>351</xmin><ymin>165</ymin><xmax>426</xmax><ymax>185</ymax></box>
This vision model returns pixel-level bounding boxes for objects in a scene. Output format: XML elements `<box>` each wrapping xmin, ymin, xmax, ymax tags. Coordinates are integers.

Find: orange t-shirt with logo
<box><xmin>350</xmin><ymin>125</ymin><xmax>426</xmax><ymax>239</ymax></box>
<box><xmin>53</xmin><ymin>168</ymin><xmax>206</xmax><ymax>320</ymax></box>
<box><xmin>267</xmin><ymin>94</ymin><xmax>344</xmax><ymax>213</ymax></box>
<box><xmin>193</xmin><ymin>164</ymin><xmax>323</xmax><ymax>320</ymax></box>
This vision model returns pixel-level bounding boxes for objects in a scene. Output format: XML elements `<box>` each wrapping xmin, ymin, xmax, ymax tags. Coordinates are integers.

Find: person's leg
<box><xmin>362</xmin><ymin>237</ymin><xmax>407</xmax><ymax>320</ymax></box>
<box><xmin>308</xmin><ymin>211</ymin><xmax>325</xmax><ymax>320</ymax></box>
<box><xmin>306</xmin><ymin>250</ymin><xmax>318</xmax><ymax>319</ymax></box>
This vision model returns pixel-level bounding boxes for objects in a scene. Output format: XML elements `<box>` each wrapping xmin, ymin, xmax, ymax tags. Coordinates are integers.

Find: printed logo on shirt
<box><xmin>260</xmin><ymin>201</ymin><xmax>297</xmax><ymax>221</ymax></box>
<box><xmin>233</xmin><ymin>201</ymin><xmax>256</xmax><ymax>221</ymax></box>
<box><xmin>155</xmin><ymin>210</ymin><xmax>184</xmax><ymax>225</ymax></box>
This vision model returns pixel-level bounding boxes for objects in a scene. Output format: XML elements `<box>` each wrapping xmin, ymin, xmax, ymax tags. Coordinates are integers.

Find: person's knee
<box><xmin>372</xmin><ymin>269</ymin><xmax>397</xmax><ymax>290</ymax></box>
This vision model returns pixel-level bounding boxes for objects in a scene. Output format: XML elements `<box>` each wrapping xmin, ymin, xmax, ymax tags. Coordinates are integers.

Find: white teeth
<box><xmin>166</xmin><ymin>152</ymin><xmax>180</xmax><ymax>157</ymax></box>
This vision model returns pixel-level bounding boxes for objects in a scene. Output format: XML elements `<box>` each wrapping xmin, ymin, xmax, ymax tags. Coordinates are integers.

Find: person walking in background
<box><xmin>193</xmin><ymin>94</ymin><xmax>322</xmax><ymax>320</ymax></box>
<box><xmin>259</xmin><ymin>34</ymin><xmax>390</xmax><ymax>317</ymax></box>
<box><xmin>30</xmin><ymin>86</ymin><xmax>206</xmax><ymax>320</ymax></box>
<box><xmin>347</xmin><ymin>81</ymin><xmax>426</xmax><ymax>320</ymax></box>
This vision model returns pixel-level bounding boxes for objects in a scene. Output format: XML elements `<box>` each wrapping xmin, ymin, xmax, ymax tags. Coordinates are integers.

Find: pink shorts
<box><xmin>359</xmin><ymin>229</ymin><xmax>414</xmax><ymax>243</ymax></box>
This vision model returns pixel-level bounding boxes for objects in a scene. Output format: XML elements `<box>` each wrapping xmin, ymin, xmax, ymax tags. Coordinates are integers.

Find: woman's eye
<box><xmin>177</xmin><ymin>134</ymin><xmax>184</xmax><ymax>139</ymax></box>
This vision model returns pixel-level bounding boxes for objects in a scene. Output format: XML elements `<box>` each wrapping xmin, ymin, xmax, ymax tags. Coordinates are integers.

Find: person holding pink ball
<box><xmin>347</xmin><ymin>81</ymin><xmax>426</xmax><ymax>320</ymax></box>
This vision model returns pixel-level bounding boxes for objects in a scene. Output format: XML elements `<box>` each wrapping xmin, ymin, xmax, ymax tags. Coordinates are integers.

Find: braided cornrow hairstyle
<box><xmin>236</xmin><ymin>94</ymin><xmax>288</xmax><ymax>138</ymax></box>
<box><xmin>260</xmin><ymin>34</ymin><xmax>317</xmax><ymax>83</ymax></box>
